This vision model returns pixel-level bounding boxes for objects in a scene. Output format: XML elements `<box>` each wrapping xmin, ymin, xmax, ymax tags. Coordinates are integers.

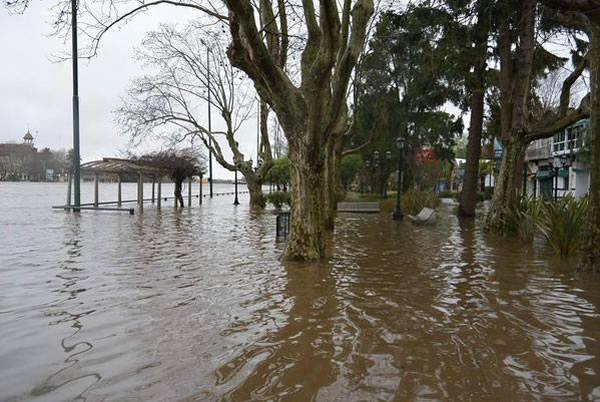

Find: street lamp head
<box><xmin>386</xmin><ymin>151</ymin><xmax>392</xmax><ymax>160</ymax></box>
<box><xmin>365</xmin><ymin>160</ymin><xmax>370</xmax><ymax>168</ymax></box>
<box><xmin>560</xmin><ymin>154</ymin><xmax>569</xmax><ymax>167</ymax></box>
<box><xmin>397</xmin><ymin>137</ymin><xmax>405</xmax><ymax>150</ymax></box>
<box><xmin>374</xmin><ymin>150</ymin><xmax>380</xmax><ymax>160</ymax></box>
<box><xmin>547</xmin><ymin>156</ymin><xmax>555</xmax><ymax>167</ymax></box>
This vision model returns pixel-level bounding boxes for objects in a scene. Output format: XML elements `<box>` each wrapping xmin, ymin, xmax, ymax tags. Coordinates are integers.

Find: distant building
<box><xmin>524</xmin><ymin>119</ymin><xmax>590</xmax><ymax>199</ymax></box>
<box><xmin>0</xmin><ymin>131</ymin><xmax>67</xmax><ymax>181</ymax></box>
<box><xmin>451</xmin><ymin>158</ymin><xmax>495</xmax><ymax>193</ymax></box>
<box><xmin>0</xmin><ymin>131</ymin><xmax>39</xmax><ymax>180</ymax></box>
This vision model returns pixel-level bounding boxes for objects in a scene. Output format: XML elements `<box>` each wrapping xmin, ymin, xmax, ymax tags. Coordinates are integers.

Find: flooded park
<box><xmin>0</xmin><ymin>182</ymin><xmax>599</xmax><ymax>401</ymax></box>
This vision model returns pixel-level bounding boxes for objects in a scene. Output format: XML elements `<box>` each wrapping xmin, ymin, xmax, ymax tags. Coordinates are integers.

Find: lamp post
<box><xmin>547</xmin><ymin>154</ymin><xmax>572</xmax><ymax>201</ymax></box>
<box><xmin>384</xmin><ymin>151</ymin><xmax>392</xmax><ymax>198</ymax></box>
<box><xmin>393</xmin><ymin>137</ymin><xmax>405</xmax><ymax>220</ymax></box>
<box><xmin>373</xmin><ymin>151</ymin><xmax>380</xmax><ymax>197</ymax></box>
<box><xmin>200</xmin><ymin>40</ymin><xmax>214</xmax><ymax>199</ymax></box>
<box><xmin>71</xmin><ymin>0</ymin><xmax>81</xmax><ymax>212</ymax></box>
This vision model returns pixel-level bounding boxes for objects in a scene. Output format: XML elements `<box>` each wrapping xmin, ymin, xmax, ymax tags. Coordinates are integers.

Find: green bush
<box><xmin>266</xmin><ymin>191</ymin><xmax>291</xmax><ymax>210</ymax></box>
<box><xmin>501</xmin><ymin>196</ymin><xmax>542</xmax><ymax>243</ymax></box>
<box><xmin>439</xmin><ymin>191</ymin><xmax>458</xmax><ymax>199</ymax></box>
<box><xmin>501</xmin><ymin>195</ymin><xmax>588</xmax><ymax>255</ymax></box>
<box><xmin>537</xmin><ymin>195</ymin><xmax>588</xmax><ymax>256</ymax></box>
<box><xmin>400</xmin><ymin>191</ymin><xmax>441</xmax><ymax>215</ymax></box>
<box><xmin>343</xmin><ymin>192</ymin><xmax>381</xmax><ymax>202</ymax></box>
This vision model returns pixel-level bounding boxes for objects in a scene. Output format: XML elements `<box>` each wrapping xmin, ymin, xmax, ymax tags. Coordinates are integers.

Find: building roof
<box><xmin>23</xmin><ymin>131</ymin><xmax>33</xmax><ymax>140</ymax></box>
<box><xmin>80</xmin><ymin>158</ymin><xmax>174</xmax><ymax>175</ymax></box>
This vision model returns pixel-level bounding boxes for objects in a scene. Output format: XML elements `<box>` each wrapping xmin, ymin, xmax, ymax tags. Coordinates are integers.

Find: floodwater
<box><xmin>1</xmin><ymin>182</ymin><xmax>600</xmax><ymax>401</ymax></box>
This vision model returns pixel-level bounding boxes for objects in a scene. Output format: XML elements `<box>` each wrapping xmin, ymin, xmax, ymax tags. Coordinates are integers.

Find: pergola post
<box><xmin>66</xmin><ymin>173</ymin><xmax>72</xmax><ymax>206</ymax></box>
<box><xmin>188</xmin><ymin>177</ymin><xmax>192</xmax><ymax>207</ymax></box>
<box><xmin>94</xmin><ymin>173</ymin><xmax>99</xmax><ymax>207</ymax></box>
<box><xmin>138</xmin><ymin>172</ymin><xmax>144</xmax><ymax>212</ymax></box>
<box><xmin>117</xmin><ymin>174</ymin><xmax>122</xmax><ymax>206</ymax></box>
<box><xmin>199</xmin><ymin>174</ymin><xmax>202</xmax><ymax>205</ymax></box>
<box><xmin>152</xmin><ymin>176</ymin><xmax>155</xmax><ymax>203</ymax></box>
<box><xmin>157</xmin><ymin>175</ymin><xmax>162</xmax><ymax>209</ymax></box>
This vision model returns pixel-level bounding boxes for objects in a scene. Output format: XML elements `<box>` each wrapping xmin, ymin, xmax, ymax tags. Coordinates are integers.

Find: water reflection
<box><xmin>32</xmin><ymin>216</ymin><xmax>101</xmax><ymax>400</ymax></box>
<box><xmin>215</xmin><ymin>263</ymin><xmax>339</xmax><ymax>400</ymax></box>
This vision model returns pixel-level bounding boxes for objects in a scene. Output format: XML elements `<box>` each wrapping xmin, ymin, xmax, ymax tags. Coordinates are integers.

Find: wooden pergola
<box><xmin>60</xmin><ymin>157</ymin><xmax>203</xmax><ymax>213</ymax></box>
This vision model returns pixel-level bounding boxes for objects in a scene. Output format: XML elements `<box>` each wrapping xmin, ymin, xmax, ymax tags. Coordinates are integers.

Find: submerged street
<box><xmin>1</xmin><ymin>183</ymin><xmax>600</xmax><ymax>401</ymax></box>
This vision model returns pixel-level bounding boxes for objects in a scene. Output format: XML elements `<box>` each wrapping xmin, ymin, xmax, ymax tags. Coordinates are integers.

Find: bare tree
<box><xmin>535</xmin><ymin>67</ymin><xmax>587</xmax><ymax>114</ymax></box>
<box><xmin>118</xmin><ymin>22</ymin><xmax>273</xmax><ymax>209</ymax></box>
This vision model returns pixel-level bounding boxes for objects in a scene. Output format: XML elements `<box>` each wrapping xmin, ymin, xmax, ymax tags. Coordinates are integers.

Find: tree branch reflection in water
<box><xmin>32</xmin><ymin>216</ymin><xmax>101</xmax><ymax>400</ymax></box>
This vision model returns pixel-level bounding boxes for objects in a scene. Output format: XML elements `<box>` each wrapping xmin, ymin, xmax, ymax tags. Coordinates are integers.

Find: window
<box><xmin>554</xmin><ymin>124</ymin><xmax>584</xmax><ymax>152</ymax></box>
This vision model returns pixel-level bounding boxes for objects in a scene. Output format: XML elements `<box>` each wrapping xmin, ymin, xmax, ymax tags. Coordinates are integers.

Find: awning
<box><xmin>536</xmin><ymin>169</ymin><xmax>569</xmax><ymax>179</ymax></box>
<box><xmin>573</xmin><ymin>168</ymin><xmax>590</xmax><ymax>173</ymax></box>
<box><xmin>536</xmin><ymin>170</ymin><xmax>551</xmax><ymax>179</ymax></box>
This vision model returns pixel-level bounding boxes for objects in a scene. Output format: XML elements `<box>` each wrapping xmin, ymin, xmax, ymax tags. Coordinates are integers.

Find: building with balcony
<box><xmin>524</xmin><ymin>119</ymin><xmax>590</xmax><ymax>199</ymax></box>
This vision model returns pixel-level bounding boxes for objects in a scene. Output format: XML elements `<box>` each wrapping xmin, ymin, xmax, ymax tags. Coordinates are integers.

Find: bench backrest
<box><xmin>416</xmin><ymin>207</ymin><xmax>435</xmax><ymax>220</ymax></box>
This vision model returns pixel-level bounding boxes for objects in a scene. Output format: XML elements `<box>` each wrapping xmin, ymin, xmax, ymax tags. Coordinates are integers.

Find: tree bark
<box><xmin>459</xmin><ymin>4</ymin><xmax>488</xmax><ymax>217</ymax></box>
<box><xmin>284</xmin><ymin>139</ymin><xmax>328</xmax><ymax>260</ymax></box>
<box><xmin>579</xmin><ymin>26</ymin><xmax>600</xmax><ymax>272</ymax></box>
<box><xmin>484</xmin><ymin>137</ymin><xmax>526</xmax><ymax>231</ymax></box>
<box><xmin>246</xmin><ymin>174</ymin><xmax>266</xmax><ymax>209</ymax></box>
<box><xmin>485</xmin><ymin>0</ymin><xmax>535</xmax><ymax>230</ymax></box>
<box><xmin>459</xmin><ymin>75</ymin><xmax>485</xmax><ymax>216</ymax></box>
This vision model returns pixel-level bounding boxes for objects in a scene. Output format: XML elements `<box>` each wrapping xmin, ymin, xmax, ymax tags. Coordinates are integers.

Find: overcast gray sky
<box><xmin>0</xmin><ymin>2</ymin><xmax>259</xmax><ymax>179</ymax></box>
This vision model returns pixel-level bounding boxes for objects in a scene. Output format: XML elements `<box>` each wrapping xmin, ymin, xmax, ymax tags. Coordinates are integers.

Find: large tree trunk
<box><xmin>484</xmin><ymin>137</ymin><xmax>526</xmax><ymax>231</ymax></box>
<box><xmin>459</xmin><ymin>80</ymin><xmax>485</xmax><ymax>216</ymax></box>
<box><xmin>579</xmin><ymin>27</ymin><xmax>600</xmax><ymax>272</ymax></box>
<box><xmin>459</xmin><ymin>2</ymin><xmax>489</xmax><ymax>217</ymax></box>
<box><xmin>246</xmin><ymin>175</ymin><xmax>266</xmax><ymax>209</ymax></box>
<box><xmin>485</xmin><ymin>0</ymin><xmax>535</xmax><ymax>230</ymax></box>
<box><xmin>284</xmin><ymin>140</ymin><xmax>328</xmax><ymax>260</ymax></box>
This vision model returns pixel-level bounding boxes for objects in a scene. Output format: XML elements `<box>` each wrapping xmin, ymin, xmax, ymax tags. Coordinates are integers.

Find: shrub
<box><xmin>400</xmin><ymin>191</ymin><xmax>441</xmax><ymax>215</ymax></box>
<box><xmin>266</xmin><ymin>191</ymin><xmax>291</xmax><ymax>210</ymax></box>
<box><xmin>537</xmin><ymin>195</ymin><xmax>588</xmax><ymax>256</ymax></box>
<box><xmin>439</xmin><ymin>191</ymin><xmax>458</xmax><ymax>199</ymax></box>
<box><xmin>501</xmin><ymin>196</ymin><xmax>542</xmax><ymax>243</ymax></box>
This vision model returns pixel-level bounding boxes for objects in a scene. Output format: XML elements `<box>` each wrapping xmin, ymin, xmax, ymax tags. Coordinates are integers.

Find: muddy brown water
<box><xmin>1</xmin><ymin>182</ymin><xmax>600</xmax><ymax>401</ymax></box>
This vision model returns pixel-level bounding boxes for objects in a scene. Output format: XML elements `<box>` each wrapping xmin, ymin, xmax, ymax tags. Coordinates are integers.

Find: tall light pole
<box><xmin>393</xmin><ymin>137</ymin><xmax>405</xmax><ymax>220</ymax></box>
<box><xmin>71</xmin><ymin>0</ymin><xmax>81</xmax><ymax>211</ymax></box>
<box><xmin>207</xmin><ymin>46</ymin><xmax>213</xmax><ymax>198</ymax></box>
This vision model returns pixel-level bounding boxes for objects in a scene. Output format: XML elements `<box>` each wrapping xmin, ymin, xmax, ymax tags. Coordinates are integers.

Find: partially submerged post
<box><xmin>117</xmin><ymin>174</ymin><xmax>122</xmax><ymax>206</ymax></box>
<box><xmin>94</xmin><ymin>173</ymin><xmax>99</xmax><ymax>207</ymax></box>
<box><xmin>188</xmin><ymin>177</ymin><xmax>192</xmax><ymax>207</ymax></box>
<box><xmin>138</xmin><ymin>172</ymin><xmax>144</xmax><ymax>212</ymax></box>
<box><xmin>152</xmin><ymin>176</ymin><xmax>155</xmax><ymax>203</ymax></box>
<box><xmin>157</xmin><ymin>176</ymin><xmax>162</xmax><ymax>209</ymax></box>
<box><xmin>199</xmin><ymin>174</ymin><xmax>203</xmax><ymax>205</ymax></box>
<box><xmin>66</xmin><ymin>173</ymin><xmax>72</xmax><ymax>207</ymax></box>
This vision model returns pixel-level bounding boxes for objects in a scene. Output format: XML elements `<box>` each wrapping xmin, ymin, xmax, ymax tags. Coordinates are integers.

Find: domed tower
<box><xmin>23</xmin><ymin>130</ymin><xmax>34</xmax><ymax>146</ymax></box>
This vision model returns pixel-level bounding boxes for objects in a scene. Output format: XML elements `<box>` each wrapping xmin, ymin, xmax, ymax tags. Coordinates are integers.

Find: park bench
<box><xmin>337</xmin><ymin>202</ymin><xmax>380</xmax><ymax>213</ymax></box>
<box><xmin>407</xmin><ymin>207</ymin><xmax>436</xmax><ymax>224</ymax></box>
